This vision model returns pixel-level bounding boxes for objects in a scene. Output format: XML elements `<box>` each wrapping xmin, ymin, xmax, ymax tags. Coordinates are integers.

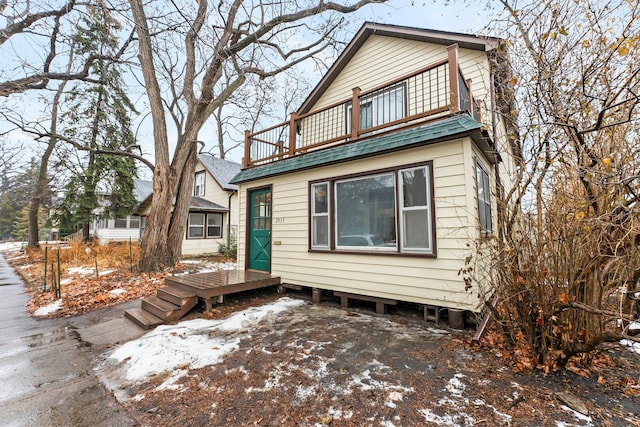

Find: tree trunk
<box><xmin>167</xmin><ymin>144</ymin><xmax>197</xmax><ymax>260</ymax></box>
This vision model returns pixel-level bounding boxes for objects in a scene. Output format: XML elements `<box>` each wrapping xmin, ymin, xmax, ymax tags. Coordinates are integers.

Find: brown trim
<box><xmin>307</xmin><ymin>160</ymin><xmax>437</xmax><ymax>256</ymax></box>
<box><xmin>244</xmin><ymin>184</ymin><xmax>273</xmax><ymax>273</ymax></box>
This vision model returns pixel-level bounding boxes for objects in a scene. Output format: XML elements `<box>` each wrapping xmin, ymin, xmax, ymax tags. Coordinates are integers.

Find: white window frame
<box><xmin>194</xmin><ymin>171</ymin><xmax>205</xmax><ymax>197</ymax></box>
<box><xmin>311</xmin><ymin>182</ymin><xmax>330</xmax><ymax>249</ymax></box>
<box><xmin>207</xmin><ymin>213</ymin><xmax>223</xmax><ymax>238</ymax></box>
<box><xmin>398</xmin><ymin>165</ymin><xmax>433</xmax><ymax>253</ymax></box>
<box><xmin>114</xmin><ymin>217</ymin><xmax>128</xmax><ymax>228</ymax></box>
<box><xmin>187</xmin><ymin>213</ymin><xmax>205</xmax><ymax>238</ymax></box>
<box><xmin>476</xmin><ymin>161</ymin><xmax>493</xmax><ymax>234</ymax></box>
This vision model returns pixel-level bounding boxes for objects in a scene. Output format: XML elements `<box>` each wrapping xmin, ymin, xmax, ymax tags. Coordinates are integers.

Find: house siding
<box><xmin>238</xmin><ymin>137</ymin><xmax>484</xmax><ymax>311</ymax></box>
<box><xmin>312</xmin><ymin>35</ymin><xmax>493</xmax><ymax>133</ymax></box>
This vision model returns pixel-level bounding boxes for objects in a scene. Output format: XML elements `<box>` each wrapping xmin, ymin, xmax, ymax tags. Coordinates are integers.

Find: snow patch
<box><xmin>34</xmin><ymin>299</ymin><xmax>63</xmax><ymax>316</ymax></box>
<box><xmin>558</xmin><ymin>405</ymin><xmax>593</xmax><ymax>426</ymax></box>
<box><xmin>103</xmin><ymin>298</ymin><xmax>305</xmax><ymax>387</ymax></box>
<box><xmin>109</xmin><ymin>288</ymin><xmax>126</xmax><ymax>296</ymax></box>
<box><xmin>420</xmin><ymin>408</ymin><xmax>474</xmax><ymax>426</ymax></box>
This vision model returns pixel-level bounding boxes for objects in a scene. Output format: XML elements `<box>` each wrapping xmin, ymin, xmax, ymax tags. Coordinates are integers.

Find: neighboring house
<box><xmin>230</xmin><ymin>23</ymin><xmax>516</xmax><ymax>316</ymax></box>
<box><xmin>181</xmin><ymin>153</ymin><xmax>241</xmax><ymax>255</ymax></box>
<box><xmin>93</xmin><ymin>155</ymin><xmax>240</xmax><ymax>256</ymax></box>
<box><xmin>91</xmin><ymin>178</ymin><xmax>153</xmax><ymax>242</ymax></box>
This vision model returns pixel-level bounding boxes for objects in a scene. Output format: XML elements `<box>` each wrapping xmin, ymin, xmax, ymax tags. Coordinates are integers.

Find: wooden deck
<box><xmin>165</xmin><ymin>270</ymin><xmax>281</xmax><ymax>309</ymax></box>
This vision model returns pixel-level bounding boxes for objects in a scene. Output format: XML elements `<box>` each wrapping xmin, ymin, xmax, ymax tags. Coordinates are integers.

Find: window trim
<box><xmin>187</xmin><ymin>212</ymin><xmax>225</xmax><ymax>239</ymax></box>
<box><xmin>308</xmin><ymin>161</ymin><xmax>436</xmax><ymax>257</ymax></box>
<box><xmin>310</xmin><ymin>182</ymin><xmax>330</xmax><ymax>250</ymax></box>
<box><xmin>206</xmin><ymin>213</ymin><xmax>223</xmax><ymax>238</ymax></box>
<box><xmin>194</xmin><ymin>171</ymin><xmax>206</xmax><ymax>197</ymax></box>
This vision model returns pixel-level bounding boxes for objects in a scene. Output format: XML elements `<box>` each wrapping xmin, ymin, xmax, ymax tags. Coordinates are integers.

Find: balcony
<box><xmin>243</xmin><ymin>44</ymin><xmax>480</xmax><ymax>169</ymax></box>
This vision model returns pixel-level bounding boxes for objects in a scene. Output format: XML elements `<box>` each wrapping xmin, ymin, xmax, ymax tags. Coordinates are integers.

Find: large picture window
<box><xmin>309</xmin><ymin>162</ymin><xmax>435</xmax><ymax>255</ymax></box>
<box><xmin>476</xmin><ymin>161</ymin><xmax>492</xmax><ymax>234</ymax></box>
<box><xmin>336</xmin><ymin>173</ymin><xmax>396</xmax><ymax>251</ymax></box>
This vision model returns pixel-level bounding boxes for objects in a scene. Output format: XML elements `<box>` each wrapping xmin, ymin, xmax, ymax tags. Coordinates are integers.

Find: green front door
<box><xmin>248</xmin><ymin>187</ymin><xmax>272</xmax><ymax>271</ymax></box>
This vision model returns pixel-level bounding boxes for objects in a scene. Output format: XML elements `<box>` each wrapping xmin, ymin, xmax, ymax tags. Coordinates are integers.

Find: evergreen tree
<box><xmin>57</xmin><ymin>4</ymin><xmax>138</xmax><ymax>239</ymax></box>
<box><xmin>0</xmin><ymin>159</ymin><xmax>40</xmax><ymax>240</ymax></box>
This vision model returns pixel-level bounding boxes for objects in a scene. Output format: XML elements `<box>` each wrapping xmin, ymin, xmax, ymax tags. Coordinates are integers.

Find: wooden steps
<box><xmin>124</xmin><ymin>285</ymin><xmax>197</xmax><ymax>329</ymax></box>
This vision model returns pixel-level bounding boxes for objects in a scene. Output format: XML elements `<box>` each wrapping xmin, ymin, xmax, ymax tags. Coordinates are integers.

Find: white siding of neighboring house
<box><xmin>237</xmin><ymin>136</ymin><xmax>494</xmax><ymax>311</ymax></box>
<box><xmin>92</xmin><ymin>217</ymin><xmax>141</xmax><ymax>242</ymax></box>
<box><xmin>181</xmin><ymin>161</ymin><xmax>238</xmax><ymax>255</ymax></box>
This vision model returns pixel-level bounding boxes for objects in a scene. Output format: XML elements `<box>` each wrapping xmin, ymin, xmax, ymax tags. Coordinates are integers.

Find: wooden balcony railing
<box><xmin>243</xmin><ymin>44</ymin><xmax>479</xmax><ymax>169</ymax></box>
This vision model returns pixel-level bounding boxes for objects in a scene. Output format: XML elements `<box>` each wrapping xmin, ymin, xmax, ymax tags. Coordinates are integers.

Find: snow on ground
<box><xmin>0</xmin><ymin>241</ymin><xmax>24</xmax><ymax>252</ymax></box>
<box><xmin>621</xmin><ymin>321</ymin><xmax>640</xmax><ymax>355</ymax></box>
<box><xmin>34</xmin><ymin>299</ymin><xmax>63</xmax><ymax>316</ymax></box>
<box><xmin>99</xmin><ymin>298</ymin><xmax>305</xmax><ymax>389</ymax></box>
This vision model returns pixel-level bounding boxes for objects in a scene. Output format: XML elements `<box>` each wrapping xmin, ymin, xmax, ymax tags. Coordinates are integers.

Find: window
<box><xmin>476</xmin><ymin>161</ymin><xmax>493</xmax><ymax>234</ymax></box>
<box><xmin>194</xmin><ymin>171</ymin><xmax>205</xmax><ymax>197</ymax></box>
<box><xmin>207</xmin><ymin>213</ymin><xmax>223</xmax><ymax>238</ymax></box>
<box><xmin>309</xmin><ymin>162</ymin><xmax>434</xmax><ymax>255</ymax></box>
<box><xmin>346</xmin><ymin>83</ymin><xmax>406</xmax><ymax>133</ymax></box>
<box><xmin>336</xmin><ymin>173</ymin><xmax>396</xmax><ymax>251</ymax></box>
<box><xmin>129</xmin><ymin>215</ymin><xmax>140</xmax><ymax>229</ymax></box>
<box><xmin>188</xmin><ymin>213</ymin><xmax>224</xmax><ymax>239</ymax></box>
<box><xmin>188</xmin><ymin>213</ymin><xmax>205</xmax><ymax>238</ymax></box>
<box><xmin>311</xmin><ymin>182</ymin><xmax>329</xmax><ymax>249</ymax></box>
<box><xmin>114</xmin><ymin>218</ymin><xmax>127</xmax><ymax>228</ymax></box>
<box><xmin>399</xmin><ymin>166</ymin><xmax>432</xmax><ymax>252</ymax></box>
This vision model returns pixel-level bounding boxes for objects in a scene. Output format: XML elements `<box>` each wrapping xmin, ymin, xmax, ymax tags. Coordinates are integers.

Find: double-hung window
<box><xmin>188</xmin><ymin>212</ymin><xmax>224</xmax><ymax>239</ymax></box>
<box><xmin>207</xmin><ymin>213</ymin><xmax>223</xmax><ymax>238</ymax></box>
<box><xmin>194</xmin><ymin>171</ymin><xmax>205</xmax><ymax>197</ymax></box>
<box><xmin>310</xmin><ymin>162</ymin><xmax>435</xmax><ymax>255</ymax></box>
<box><xmin>476</xmin><ymin>161</ymin><xmax>493</xmax><ymax>234</ymax></box>
<box><xmin>399</xmin><ymin>166</ymin><xmax>432</xmax><ymax>252</ymax></box>
<box><xmin>188</xmin><ymin>213</ymin><xmax>205</xmax><ymax>238</ymax></box>
<box><xmin>311</xmin><ymin>183</ymin><xmax>329</xmax><ymax>249</ymax></box>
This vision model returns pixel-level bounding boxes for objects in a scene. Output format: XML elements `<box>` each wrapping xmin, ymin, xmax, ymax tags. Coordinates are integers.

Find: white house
<box><xmin>229</xmin><ymin>23</ymin><xmax>516</xmax><ymax>320</ymax></box>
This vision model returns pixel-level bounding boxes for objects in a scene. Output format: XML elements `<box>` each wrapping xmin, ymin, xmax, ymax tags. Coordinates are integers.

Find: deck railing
<box><xmin>243</xmin><ymin>44</ymin><xmax>479</xmax><ymax>168</ymax></box>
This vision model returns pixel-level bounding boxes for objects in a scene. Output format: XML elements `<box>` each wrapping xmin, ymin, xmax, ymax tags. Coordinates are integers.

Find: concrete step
<box><xmin>124</xmin><ymin>307</ymin><xmax>163</xmax><ymax>330</ymax></box>
<box><xmin>141</xmin><ymin>294</ymin><xmax>197</xmax><ymax>322</ymax></box>
<box><xmin>157</xmin><ymin>286</ymin><xmax>197</xmax><ymax>306</ymax></box>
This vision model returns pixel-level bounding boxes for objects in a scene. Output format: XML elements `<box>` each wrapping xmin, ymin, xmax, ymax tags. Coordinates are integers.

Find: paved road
<box><xmin>0</xmin><ymin>253</ymin><xmax>145</xmax><ymax>427</ymax></box>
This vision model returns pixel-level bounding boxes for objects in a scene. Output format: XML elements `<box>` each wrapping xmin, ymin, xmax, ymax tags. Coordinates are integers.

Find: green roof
<box><xmin>230</xmin><ymin>114</ymin><xmax>493</xmax><ymax>184</ymax></box>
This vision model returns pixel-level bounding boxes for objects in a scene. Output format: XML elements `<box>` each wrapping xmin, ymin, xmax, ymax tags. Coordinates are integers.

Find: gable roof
<box><xmin>298</xmin><ymin>22</ymin><xmax>500</xmax><ymax>114</ymax></box>
<box><xmin>133</xmin><ymin>178</ymin><xmax>153</xmax><ymax>203</ymax></box>
<box><xmin>231</xmin><ymin>114</ymin><xmax>496</xmax><ymax>184</ymax></box>
<box><xmin>197</xmin><ymin>153</ymin><xmax>242</xmax><ymax>191</ymax></box>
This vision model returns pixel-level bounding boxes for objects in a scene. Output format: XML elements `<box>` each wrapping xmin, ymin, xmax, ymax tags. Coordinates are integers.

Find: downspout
<box><xmin>227</xmin><ymin>191</ymin><xmax>233</xmax><ymax>249</ymax></box>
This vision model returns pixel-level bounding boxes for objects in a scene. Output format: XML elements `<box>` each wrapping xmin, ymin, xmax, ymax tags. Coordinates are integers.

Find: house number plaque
<box><xmin>274</xmin><ymin>217</ymin><xmax>285</xmax><ymax>224</ymax></box>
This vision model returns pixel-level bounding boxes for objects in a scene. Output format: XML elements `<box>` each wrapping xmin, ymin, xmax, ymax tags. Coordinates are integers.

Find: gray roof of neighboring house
<box><xmin>133</xmin><ymin>178</ymin><xmax>154</xmax><ymax>203</ymax></box>
<box><xmin>197</xmin><ymin>153</ymin><xmax>242</xmax><ymax>191</ymax></box>
<box><xmin>189</xmin><ymin>196</ymin><xmax>228</xmax><ymax>212</ymax></box>
<box><xmin>230</xmin><ymin>114</ymin><xmax>496</xmax><ymax>185</ymax></box>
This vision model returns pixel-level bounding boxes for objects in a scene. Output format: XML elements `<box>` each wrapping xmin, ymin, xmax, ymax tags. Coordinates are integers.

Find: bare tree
<box><xmin>472</xmin><ymin>0</ymin><xmax>640</xmax><ymax>371</ymax></box>
<box><xmin>129</xmin><ymin>0</ymin><xmax>386</xmax><ymax>270</ymax></box>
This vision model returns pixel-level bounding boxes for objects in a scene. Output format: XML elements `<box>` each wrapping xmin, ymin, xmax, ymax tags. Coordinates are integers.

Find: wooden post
<box><xmin>289</xmin><ymin>112</ymin><xmax>298</xmax><ymax>157</ymax></box>
<box><xmin>43</xmin><ymin>246</ymin><xmax>48</xmax><ymax>291</ymax></box>
<box><xmin>243</xmin><ymin>130</ymin><xmax>251</xmax><ymax>168</ymax></box>
<box><xmin>56</xmin><ymin>249</ymin><xmax>61</xmax><ymax>299</ymax></box>
<box><xmin>351</xmin><ymin>87</ymin><xmax>361</xmax><ymax>140</ymax></box>
<box><xmin>447</xmin><ymin>44</ymin><xmax>460</xmax><ymax>113</ymax></box>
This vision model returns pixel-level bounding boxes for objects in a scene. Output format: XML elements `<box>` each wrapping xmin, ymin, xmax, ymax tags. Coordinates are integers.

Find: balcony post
<box><xmin>243</xmin><ymin>130</ymin><xmax>251</xmax><ymax>168</ymax></box>
<box><xmin>351</xmin><ymin>87</ymin><xmax>361</xmax><ymax>139</ymax></box>
<box><xmin>289</xmin><ymin>112</ymin><xmax>298</xmax><ymax>157</ymax></box>
<box><xmin>447</xmin><ymin>44</ymin><xmax>459</xmax><ymax>113</ymax></box>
